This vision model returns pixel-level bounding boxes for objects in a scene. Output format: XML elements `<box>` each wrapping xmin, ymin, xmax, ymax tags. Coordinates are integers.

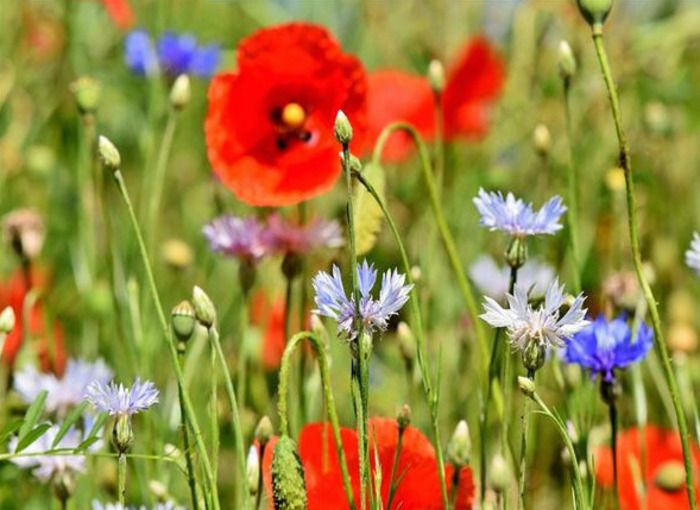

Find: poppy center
<box><xmin>281</xmin><ymin>102</ymin><xmax>306</xmax><ymax>130</ymax></box>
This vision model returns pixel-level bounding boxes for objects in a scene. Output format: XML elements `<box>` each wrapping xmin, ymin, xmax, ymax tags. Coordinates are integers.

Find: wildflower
<box><xmin>312</xmin><ymin>261</ymin><xmax>412</xmax><ymax>340</ymax></box>
<box><xmin>85</xmin><ymin>378</ymin><xmax>159</xmax><ymax>417</ymax></box>
<box><xmin>124</xmin><ymin>30</ymin><xmax>158</xmax><ymax>76</ymax></box>
<box><xmin>14</xmin><ymin>358</ymin><xmax>113</xmax><ymax>415</ymax></box>
<box><xmin>595</xmin><ymin>426</ymin><xmax>700</xmax><ymax>510</ymax></box>
<box><xmin>563</xmin><ymin>315</ymin><xmax>653</xmax><ymax>382</ymax></box>
<box><xmin>469</xmin><ymin>255</ymin><xmax>555</xmax><ymax>301</ymax></box>
<box><xmin>685</xmin><ymin>232</ymin><xmax>700</xmax><ymax>274</ymax></box>
<box><xmin>205</xmin><ymin>22</ymin><xmax>368</xmax><ymax>206</ymax></box>
<box><xmin>264</xmin><ymin>214</ymin><xmax>344</xmax><ymax>256</ymax></box>
<box><xmin>473</xmin><ymin>188</ymin><xmax>566</xmax><ymax>237</ymax></box>
<box><xmin>156</xmin><ymin>32</ymin><xmax>220</xmax><ymax>77</ymax></box>
<box><xmin>203</xmin><ymin>215</ymin><xmax>269</xmax><ymax>263</ymax></box>
<box><xmin>481</xmin><ymin>279</ymin><xmax>589</xmax><ymax>352</ymax></box>
<box><xmin>100</xmin><ymin>0</ymin><xmax>134</xmax><ymax>29</ymax></box>
<box><xmin>262</xmin><ymin>418</ymin><xmax>475</xmax><ymax>509</ymax></box>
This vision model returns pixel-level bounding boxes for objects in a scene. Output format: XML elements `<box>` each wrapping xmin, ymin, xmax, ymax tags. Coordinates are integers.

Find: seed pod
<box><xmin>171</xmin><ymin>300</ymin><xmax>197</xmax><ymax>343</ymax></box>
<box><xmin>576</xmin><ymin>0</ymin><xmax>613</xmax><ymax>28</ymax></box>
<box><xmin>271</xmin><ymin>436</ymin><xmax>307</xmax><ymax>510</ymax></box>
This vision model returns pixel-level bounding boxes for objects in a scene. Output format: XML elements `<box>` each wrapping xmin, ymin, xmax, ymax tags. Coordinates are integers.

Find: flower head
<box><xmin>469</xmin><ymin>255</ymin><xmax>555</xmax><ymax>301</ymax></box>
<box><xmin>563</xmin><ymin>315</ymin><xmax>653</xmax><ymax>382</ymax></box>
<box><xmin>157</xmin><ymin>32</ymin><xmax>220</xmax><ymax>77</ymax></box>
<box><xmin>481</xmin><ymin>279</ymin><xmax>589</xmax><ymax>352</ymax></box>
<box><xmin>312</xmin><ymin>261</ymin><xmax>412</xmax><ymax>340</ymax></box>
<box><xmin>203</xmin><ymin>215</ymin><xmax>269</xmax><ymax>263</ymax></box>
<box><xmin>124</xmin><ymin>30</ymin><xmax>158</xmax><ymax>76</ymax></box>
<box><xmin>205</xmin><ymin>22</ymin><xmax>368</xmax><ymax>206</ymax></box>
<box><xmin>264</xmin><ymin>213</ymin><xmax>343</xmax><ymax>255</ymax></box>
<box><xmin>86</xmin><ymin>378</ymin><xmax>159</xmax><ymax>417</ymax></box>
<box><xmin>473</xmin><ymin>188</ymin><xmax>566</xmax><ymax>237</ymax></box>
<box><xmin>685</xmin><ymin>232</ymin><xmax>700</xmax><ymax>274</ymax></box>
<box><xmin>101</xmin><ymin>0</ymin><xmax>135</xmax><ymax>30</ymax></box>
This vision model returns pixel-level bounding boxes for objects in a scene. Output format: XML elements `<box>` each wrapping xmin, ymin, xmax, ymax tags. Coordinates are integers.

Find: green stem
<box><xmin>562</xmin><ymin>78</ymin><xmax>582</xmax><ymax>294</ymax></box>
<box><xmin>178</xmin><ymin>353</ymin><xmax>200</xmax><ymax>510</ymax></box>
<box><xmin>385</xmin><ymin>428</ymin><xmax>405</xmax><ymax>509</ymax></box>
<box><xmin>518</xmin><ymin>370</ymin><xmax>534</xmax><ymax>510</ymax></box>
<box><xmin>209</xmin><ymin>343</ymin><xmax>219</xmax><ymax>499</ymax></box>
<box><xmin>147</xmin><ymin>108</ymin><xmax>178</xmax><ymax>245</ymax></box>
<box><xmin>278</xmin><ymin>331</ymin><xmax>356</xmax><ymax>510</ymax></box>
<box><xmin>110</xmin><ymin>168</ymin><xmax>219</xmax><ymax>510</ymax></box>
<box><xmin>117</xmin><ymin>453</ymin><xmax>126</xmax><ymax>506</ymax></box>
<box><xmin>590</xmin><ymin>26</ymin><xmax>696</xmax><ymax>509</ymax></box>
<box><xmin>609</xmin><ymin>400</ymin><xmax>619</xmax><ymax>510</ymax></box>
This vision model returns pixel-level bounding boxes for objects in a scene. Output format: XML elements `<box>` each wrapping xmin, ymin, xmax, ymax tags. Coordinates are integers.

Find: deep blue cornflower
<box><xmin>85</xmin><ymin>378</ymin><xmax>159</xmax><ymax>417</ymax></box>
<box><xmin>203</xmin><ymin>215</ymin><xmax>269</xmax><ymax>263</ymax></box>
<box><xmin>312</xmin><ymin>260</ymin><xmax>413</xmax><ymax>340</ymax></box>
<box><xmin>157</xmin><ymin>32</ymin><xmax>220</xmax><ymax>77</ymax></box>
<box><xmin>473</xmin><ymin>188</ymin><xmax>566</xmax><ymax>237</ymax></box>
<box><xmin>563</xmin><ymin>314</ymin><xmax>653</xmax><ymax>382</ymax></box>
<box><xmin>685</xmin><ymin>232</ymin><xmax>700</xmax><ymax>274</ymax></box>
<box><xmin>124</xmin><ymin>30</ymin><xmax>159</xmax><ymax>76</ymax></box>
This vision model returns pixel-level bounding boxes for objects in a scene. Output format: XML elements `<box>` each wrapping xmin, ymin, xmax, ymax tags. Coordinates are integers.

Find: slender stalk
<box><xmin>178</xmin><ymin>353</ymin><xmax>199</xmax><ymax>510</ymax></box>
<box><xmin>209</xmin><ymin>344</ymin><xmax>220</xmax><ymax>500</ymax></box>
<box><xmin>518</xmin><ymin>370</ymin><xmax>534</xmax><ymax>510</ymax></box>
<box><xmin>590</xmin><ymin>26</ymin><xmax>696</xmax><ymax>508</ymax></box>
<box><xmin>278</xmin><ymin>331</ymin><xmax>356</xmax><ymax>510</ymax></box>
<box><xmin>110</xmin><ymin>168</ymin><xmax>219</xmax><ymax>510</ymax></box>
<box><xmin>562</xmin><ymin>77</ymin><xmax>582</xmax><ymax>293</ymax></box>
<box><xmin>117</xmin><ymin>453</ymin><xmax>126</xmax><ymax>505</ymax></box>
<box><xmin>609</xmin><ymin>400</ymin><xmax>619</xmax><ymax>510</ymax></box>
<box><xmin>385</xmin><ymin>428</ymin><xmax>405</xmax><ymax>509</ymax></box>
<box><xmin>146</xmin><ymin>109</ymin><xmax>178</xmax><ymax>245</ymax></box>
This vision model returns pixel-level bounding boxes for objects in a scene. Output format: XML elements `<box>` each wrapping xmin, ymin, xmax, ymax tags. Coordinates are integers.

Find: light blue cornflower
<box><xmin>85</xmin><ymin>378</ymin><xmax>159</xmax><ymax>417</ymax></box>
<box><xmin>157</xmin><ymin>32</ymin><xmax>220</xmax><ymax>77</ymax></box>
<box><xmin>563</xmin><ymin>315</ymin><xmax>653</xmax><ymax>382</ymax></box>
<box><xmin>481</xmin><ymin>279</ymin><xmax>589</xmax><ymax>352</ymax></box>
<box><xmin>685</xmin><ymin>232</ymin><xmax>700</xmax><ymax>274</ymax></box>
<box><xmin>124</xmin><ymin>30</ymin><xmax>159</xmax><ymax>76</ymax></box>
<box><xmin>92</xmin><ymin>502</ymin><xmax>185</xmax><ymax>510</ymax></box>
<box><xmin>312</xmin><ymin>260</ymin><xmax>413</xmax><ymax>340</ymax></box>
<box><xmin>203</xmin><ymin>215</ymin><xmax>269</xmax><ymax>263</ymax></box>
<box><xmin>473</xmin><ymin>188</ymin><xmax>566</xmax><ymax>237</ymax></box>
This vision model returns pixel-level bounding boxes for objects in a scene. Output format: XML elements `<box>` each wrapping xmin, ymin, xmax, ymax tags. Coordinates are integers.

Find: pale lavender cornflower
<box><xmin>312</xmin><ymin>260</ymin><xmax>413</xmax><ymax>340</ymax></box>
<box><xmin>92</xmin><ymin>502</ymin><xmax>184</xmax><ymax>510</ymax></box>
<box><xmin>8</xmin><ymin>424</ymin><xmax>86</xmax><ymax>482</ymax></box>
<box><xmin>14</xmin><ymin>358</ymin><xmax>113</xmax><ymax>415</ymax></box>
<box><xmin>685</xmin><ymin>232</ymin><xmax>700</xmax><ymax>274</ymax></box>
<box><xmin>470</xmin><ymin>255</ymin><xmax>555</xmax><ymax>301</ymax></box>
<box><xmin>264</xmin><ymin>213</ymin><xmax>344</xmax><ymax>255</ymax></box>
<box><xmin>85</xmin><ymin>378</ymin><xmax>159</xmax><ymax>417</ymax></box>
<box><xmin>481</xmin><ymin>279</ymin><xmax>589</xmax><ymax>352</ymax></box>
<box><xmin>203</xmin><ymin>215</ymin><xmax>269</xmax><ymax>263</ymax></box>
<box><xmin>473</xmin><ymin>188</ymin><xmax>566</xmax><ymax>237</ymax></box>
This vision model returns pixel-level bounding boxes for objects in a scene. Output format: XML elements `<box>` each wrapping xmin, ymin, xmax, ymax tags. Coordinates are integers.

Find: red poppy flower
<box><xmin>595</xmin><ymin>425</ymin><xmax>700</xmax><ymax>509</ymax></box>
<box><xmin>262</xmin><ymin>417</ymin><xmax>474</xmax><ymax>509</ymax></box>
<box><xmin>205</xmin><ymin>23</ymin><xmax>368</xmax><ymax>207</ymax></box>
<box><xmin>0</xmin><ymin>270</ymin><xmax>66</xmax><ymax>375</ymax></box>
<box><xmin>100</xmin><ymin>0</ymin><xmax>135</xmax><ymax>29</ymax></box>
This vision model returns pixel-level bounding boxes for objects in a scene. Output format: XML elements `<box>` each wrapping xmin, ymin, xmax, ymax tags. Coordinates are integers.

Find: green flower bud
<box><xmin>171</xmin><ymin>300</ymin><xmax>197</xmax><ymax>344</ymax></box>
<box><xmin>70</xmin><ymin>77</ymin><xmax>101</xmax><ymax>115</ymax></box>
<box><xmin>0</xmin><ymin>306</ymin><xmax>16</xmax><ymax>334</ymax></box>
<box><xmin>427</xmin><ymin>59</ymin><xmax>445</xmax><ymax>94</ymax></box>
<box><xmin>505</xmin><ymin>236</ymin><xmax>528</xmax><ymax>269</ymax></box>
<box><xmin>522</xmin><ymin>342</ymin><xmax>546</xmax><ymax>373</ymax></box>
<box><xmin>558</xmin><ymin>41</ymin><xmax>577</xmax><ymax>81</ymax></box>
<box><xmin>396</xmin><ymin>404</ymin><xmax>411</xmax><ymax>433</ymax></box>
<box><xmin>447</xmin><ymin>420</ymin><xmax>471</xmax><ymax>467</ymax></box>
<box><xmin>334</xmin><ymin>110</ymin><xmax>353</xmax><ymax>145</ymax></box>
<box><xmin>654</xmin><ymin>461</ymin><xmax>686</xmax><ymax>492</ymax></box>
<box><xmin>397</xmin><ymin>322</ymin><xmax>416</xmax><ymax>365</ymax></box>
<box><xmin>490</xmin><ymin>453</ymin><xmax>511</xmax><ymax>492</ymax></box>
<box><xmin>271</xmin><ymin>436</ymin><xmax>307</xmax><ymax>510</ymax></box>
<box><xmin>98</xmin><ymin>135</ymin><xmax>121</xmax><ymax>172</ymax></box>
<box><xmin>247</xmin><ymin>446</ymin><xmax>261</xmax><ymax>496</ymax></box>
<box><xmin>255</xmin><ymin>416</ymin><xmax>274</xmax><ymax>448</ymax></box>
<box><xmin>532</xmin><ymin>124</ymin><xmax>552</xmax><ymax>157</ymax></box>
<box><xmin>113</xmin><ymin>415</ymin><xmax>133</xmax><ymax>454</ymax></box>
<box><xmin>576</xmin><ymin>0</ymin><xmax>613</xmax><ymax>29</ymax></box>
<box><xmin>192</xmin><ymin>286</ymin><xmax>216</xmax><ymax>328</ymax></box>
<box><xmin>518</xmin><ymin>376</ymin><xmax>536</xmax><ymax>398</ymax></box>
<box><xmin>170</xmin><ymin>74</ymin><xmax>191</xmax><ymax>110</ymax></box>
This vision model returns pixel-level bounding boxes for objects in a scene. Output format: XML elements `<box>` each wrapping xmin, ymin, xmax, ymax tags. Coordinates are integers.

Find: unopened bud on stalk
<box><xmin>532</xmin><ymin>124</ymin><xmax>552</xmax><ymax>157</ymax></box>
<box><xmin>397</xmin><ymin>322</ymin><xmax>416</xmax><ymax>364</ymax></box>
<box><xmin>522</xmin><ymin>342</ymin><xmax>546</xmax><ymax>373</ymax></box>
<box><xmin>655</xmin><ymin>461</ymin><xmax>685</xmax><ymax>492</ymax></box>
<box><xmin>3</xmin><ymin>208</ymin><xmax>45</xmax><ymax>261</ymax></box>
<box><xmin>576</xmin><ymin>0</ymin><xmax>613</xmax><ymax>29</ymax></box>
<box><xmin>70</xmin><ymin>77</ymin><xmax>101</xmax><ymax>115</ymax></box>
<box><xmin>428</xmin><ymin>59</ymin><xmax>445</xmax><ymax>94</ymax></box>
<box><xmin>505</xmin><ymin>236</ymin><xmax>528</xmax><ymax>269</ymax></box>
<box><xmin>0</xmin><ymin>306</ymin><xmax>15</xmax><ymax>334</ymax></box>
<box><xmin>271</xmin><ymin>436</ymin><xmax>307</xmax><ymax>510</ymax></box>
<box><xmin>518</xmin><ymin>376</ymin><xmax>536</xmax><ymax>398</ymax></box>
<box><xmin>113</xmin><ymin>415</ymin><xmax>134</xmax><ymax>454</ymax></box>
<box><xmin>170</xmin><ymin>74</ymin><xmax>191</xmax><ymax>110</ymax></box>
<box><xmin>396</xmin><ymin>404</ymin><xmax>411</xmax><ymax>433</ymax></box>
<box><xmin>192</xmin><ymin>286</ymin><xmax>216</xmax><ymax>328</ymax></box>
<box><xmin>447</xmin><ymin>420</ymin><xmax>471</xmax><ymax>467</ymax></box>
<box><xmin>334</xmin><ymin>110</ymin><xmax>353</xmax><ymax>145</ymax></box>
<box><xmin>490</xmin><ymin>454</ymin><xmax>511</xmax><ymax>492</ymax></box>
<box><xmin>566</xmin><ymin>421</ymin><xmax>579</xmax><ymax>444</ymax></box>
<box><xmin>247</xmin><ymin>446</ymin><xmax>261</xmax><ymax>495</ymax></box>
<box><xmin>171</xmin><ymin>300</ymin><xmax>196</xmax><ymax>345</ymax></box>
<box><xmin>558</xmin><ymin>41</ymin><xmax>577</xmax><ymax>80</ymax></box>
<box><xmin>255</xmin><ymin>416</ymin><xmax>274</xmax><ymax>447</ymax></box>
<box><xmin>98</xmin><ymin>135</ymin><xmax>121</xmax><ymax>171</ymax></box>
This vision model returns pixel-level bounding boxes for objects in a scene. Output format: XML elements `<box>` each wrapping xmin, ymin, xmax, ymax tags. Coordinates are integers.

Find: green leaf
<box><xmin>84</xmin><ymin>412</ymin><xmax>108</xmax><ymax>443</ymax></box>
<box><xmin>17</xmin><ymin>390</ymin><xmax>48</xmax><ymax>445</ymax></box>
<box><xmin>76</xmin><ymin>435</ymin><xmax>101</xmax><ymax>452</ymax></box>
<box><xmin>353</xmin><ymin>162</ymin><xmax>386</xmax><ymax>256</ymax></box>
<box><xmin>0</xmin><ymin>418</ymin><xmax>23</xmax><ymax>444</ymax></box>
<box><xmin>52</xmin><ymin>401</ymin><xmax>90</xmax><ymax>448</ymax></box>
<box><xmin>15</xmin><ymin>423</ymin><xmax>51</xmax><ymax>453</ymax></box>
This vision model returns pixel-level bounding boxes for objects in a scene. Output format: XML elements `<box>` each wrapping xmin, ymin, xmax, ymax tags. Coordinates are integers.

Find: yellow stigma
<box><xmin>281</xmin><ymin>103</ymin><xmax>306</xmax><ymax>129</ymax></box>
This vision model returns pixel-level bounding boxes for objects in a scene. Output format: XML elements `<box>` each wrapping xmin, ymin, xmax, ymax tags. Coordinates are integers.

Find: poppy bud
<box><xmin>98</xmin><ymin>135</ymin><xmax>121</xmax><ymax>171</ymax></box>
<box><xmin>518</xmin><ymin>376</ymin><xmax>536</xmax><ymax>398</ymax></box>
<box><xmin>113</xmin><ymin>415</ymin><xmax>134</xmax><ymax>454</ymax></box>
<box><xmin>427</xmin><ymin>59</ymin><xmax>445</xmax><ymax>94</ymax></box>
<box><xmin>192</xmin><ymin>286</ymin><xmax>216</xmax><ymax>328</ymax></box>
<box><xmin>334</xmin><ymin>110</ymin><xmax>353</xmax><ymax>145</ymax></box>
<box><xmin>0</xmin><ymin>306</ymin><xmax>15</xmax><ymax>334</ymax></box>
<box><xmin>171</xmin><ymin>300</ymin><xmax>196</xmax><ymax>345</ymax></box>
<box><xmin>247</xmin><ymin>445</ymin><xmax>261</xmax><ymax>496</ymax></box>
<box><xmin>396</xmin><ymin>404</ymin><xmax>411</xmax><ymax>433</ymax></box>
<box><xmin>70</xmin><ymin>77</ymin><xmax>101</xmax><ymax>115</ymax></box>
<box><xmin>447</xmin><ymin>420</ymin><xmax>471</xmax><ymax>467</ymax></box>
<box><xmin>489</xmin><ymin>453</ymin><xmax>510</xmax><ymax>492</ymax></box>
<box><xmin>271</xmin><ymin>436</ymin><xmax>307</xmax><ymax>510</ymax></box>
<box><xmin>170</xmin><ymin>74</ymin><xmax>191</xmax><ymax>110</ymax></box>
<box><xmin>505</xmin><ymin>236</ymin><xmax>528</xmax><ymax>269</ymax></box>
<box><xmin>655</xmin><ymin>461</ymin><xmax>686</xmax><ymax>492</ymax></box>
<box><xmin>255</xmin><ymin>416</ymin><xmax>274</xmax><ymax>447</ymax></box>
<box><xmin>532</xmin><ymin>124</ymin><xmax>552</xmax><ymax>157</ymax></box>
<box><xmin>522</xmin><ymin>342</ymin><xmax>546</xmax><ymax>373</ymax></box>
<box><xmin>576</xmin><ymin>0</ymin><xmax>613</xmax><ymax>29</ymax></box>
<box><xmin>558</xmin><ymin>41</ymin><xmax>577</xmax><ymax>81</ymax></box>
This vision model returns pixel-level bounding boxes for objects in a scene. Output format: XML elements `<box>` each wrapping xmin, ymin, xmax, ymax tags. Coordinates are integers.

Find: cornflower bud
<box><xmin>192</xmin><ymin>286</ymin><xmax>216</xmax><ymax>328</ymax></box>
<box><xmin>255</xmin><ymin>416</ymin><xmax>274</xmax><ymax>448</ymax></box>
<box><xmin>518</xmin><ymin>376</ymin><xmax>536</xmax><ymax>398</ymax></box>
<box><xmin>505</xmin><ymin>236</ymin><xmax>528</xmax><ymax>269</ymax></box>
<box><xmin>113</xmin><ymin>415</ymin><xmax>134</xmax><ymax>454</ymax></box>
<box><xmin>558</xmin><ymin>41</ymin><xmax>577</xmax><ymax>81</ymax></box>
<box><xmin>522</xmin><ymin>342</ymin><xmax>546</xmax><ymax>373</ymax></box>
<box><xmin>490</xmin><ymin>453</ymin><xmax>510</xmax><ymax>492</ymax></box>
<box><xmin>397</xmin><ymin>404</ymin><xmax>411</xmax><ymax>433</ymax></box>
<box><xmin>98</xmin><ymin>135</ymin><xmax>121</xmax><ymax>171</ymax></box>
<box><xmin>447</xmin><ymin>420</ymin><xmax>471</xmax><ymax>467</ymax></box>
<box><xmin>170</xmin><ymin>74</ymin><xmax>191</xmax><ymax>110</ymax></box>
<box><xmin>532</xmin><ymin>124</ymin><xmax>552</xmax><ymax>157</ymax></box>
<box><xmin>334</xmin><ymin>110</ymin><xmax>353</xmax><ymax>145</ymax></box>
<box><xmin>0</xmin><ymin>306</ymin><xmax>16</xmax><ymax>334</ymax></box>
<box><xmin>171</xmin><ymin>300</ymin><xmax>196</xmax><ymax>347</ymax></box>
<box><xmin>247</xmin><ymin>446</ymin><xmax>261</xmax><ymax>496</ymax></box>
<box><xmin>428</xmin><ymin>59</ymin><xmax>445</xmax><ymax>94</ymax></box>
<box><xmin>70</xmin><ymin>77</ymin><xmax>101</xmax><ymax>115</ymax></box>
<box><xmin>271</xmin><ymin>436</ymin><xmax>307</xmax><ymax>510</ymax></box>
<box><xmin>397</xmin><ymin>322</ymin><xmax>416</xmax><ymax>365</ymax></box>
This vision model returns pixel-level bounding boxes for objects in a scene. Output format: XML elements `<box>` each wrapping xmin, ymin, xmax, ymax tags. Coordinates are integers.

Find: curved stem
<box><xmin>277</xmin><ymin>331</ymin><xmax>356</xmax><ymax>510</ymax></box>
<box><xmin>117</xmin><ymin>453</ymin><xmax>126</xmax><ymax>506</ymax></box>
<box><xmin>590</xmin><ymin>27</ymin><xmax>696</xmax><ymax>509</ymax></box>
<box><xmin>385</xmin><ymin>429</ymin><xmax>405</xmax><ymax>510</ymax></box>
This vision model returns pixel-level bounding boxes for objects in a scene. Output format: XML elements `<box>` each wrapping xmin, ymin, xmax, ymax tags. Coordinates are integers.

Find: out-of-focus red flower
<box><xmin>0</xmin><ymin>270</ymin><xmax>66</xmax><ymax>375</ymax></box>
<box><xmin>22</xmin><ymin>7</ymin><xmax>65</xmax><ymax>62</ymax></box>
<box><xmin>205</xmin><ymin>22</ymin><xmax>368</xmax><ymax>206</ymax></box>
<box><xmin>595</xmin><ymin>425</ymin><xmax>700</xmax><ymax>510</ymax></box>
<box><xmin>100</xmin><ymin>0</ymin><xmax>135</xmax><ymax>29</ymax></box>
<box><xmin>262</xmin><ymin>418</ymin><xmax>474</xmax><ymax>509</ymax></box>
<box><xmin>367</xmin><ymin>71</ymin><xmax>435</xmax><ymax>162</ymax></box>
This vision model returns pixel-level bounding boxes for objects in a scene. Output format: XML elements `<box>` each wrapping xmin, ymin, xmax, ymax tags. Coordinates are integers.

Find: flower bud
<box><xmin>447</xmin><ymin>420</ymin><xmax>471</xmax><ymax>467</ymax></box>
<box><xmin>558</xmin><ymin>41</ymin><xmax>577</xmax><ymax>81</ymax></box>
<box><xmin>518</xmin><ymin>376</ymin><xmax>536</xmax><ymax>398</ymax></box>
<box><xmin>171</xmin><ymin>300</ymin><xmax>196</xmax><ymax>345</ymax></box>
<box><xmin>532</xmin><ymin>124</ymin><xmax>552</xmax><ymax>157</ymax></box>
<box><xmin>396</xmin><ymin>404</ymin><xmax>411</xmax><ymax>433</ymax></box>
<box><xmin>113</xmin><ymin>415</ymin><xmax>134</xmax><ymax>454</ymax></box>
<box><xmin>654</xmin><ymin>461</ymin><xmax>686</xmax><ymax>492</ymax></box>
<box><xmin>70</xmin><ymin>77</ymin><xmax>101</xmax><ymax>115</ymax></box>
<box><xmin>247</xmin><ymin>446</ymin><xmax>261</xmax><ymax>496</ymax></box>
<box><xmin>0</xmin><ymin>306</ymin><xmax>15</xmax><ymax>334</ymax></box>
<box><xmin>161</xmin><ymin>238</ymin><xmax>193</xmax><ymax>270</ymax></box>
<box><xmin>170</xmin><ymin>74</ymin><xmax>191</xmax><ymax>110</ymax></box>
<box><xmin>347</xmin><ymin>153</ymin><xmax>362</xmax><ymax>173</ymax></box>
<box><xmin>3</xmin><ymin>208</ymin><xmax>45</xmax><ymax>260</ymax></box>
<box><xmin>505</xmin><ymin>236</ymin><xmax>528</xmax><ymax>269</ymax></box>
<box><xmin>397</xmin><ymin>322</ymin><xmax>416</xmax><ymax>364</ymax></box>
<box><xmin>255</xmin><ymin>416</ymin><xmax>274</xmax><ymax>447</ymax></box>
<box><xmin>576</xmin><ymin>0</ymin><xmax>613</xmax><ymax>29</ymax></box>
<box><xmin>192</xmin><ymin>286</ymin><xmax>216</xmax><ymax>328</ymax></box>
<box><xmin>271</xmin><ymin>436</ymin><xmax>307</xmax><ymax>510</ymax></box>
<box><xmin>428</xmin><ymin>59</ymin><xmax>445</xmax><ymax>94</ymax></box>
<box><xmin>334</xmin><ymin>110</ymin><xmax>353</xmax><ymax>145</ymax></box>
<box><xmin>489</xmin><ymin>453</ymin><xmax>510</xmax><ymax>492</ymax></box>
<box><xmin>522</xmin><ymin>342</ymin><xmax>546</xmax><ymax>373</ymax></box>
<box><xmin>98</xmin><ymin>135</ymin><xmax>121</xmax><ymax>171</ymax></box>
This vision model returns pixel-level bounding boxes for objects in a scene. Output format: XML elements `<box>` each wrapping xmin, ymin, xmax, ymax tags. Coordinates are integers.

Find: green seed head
<box><xmin>576</xmin><ymin>0</ymin><xmax>613</xmax><ymax>28</ymax></box>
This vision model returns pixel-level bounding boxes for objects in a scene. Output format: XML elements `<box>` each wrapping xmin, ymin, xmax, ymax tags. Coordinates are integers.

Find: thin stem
<box><xmin>518</xmin><ymin>370</ymin><xmax>534</xmax><ymax>510</ymax></box>
<box><xmin>146</xmin><ymin>109</ymin><xmax>178</xmax><ymax>245</ymax></box>
<box><xmin>385</xmin><ymin>429</ymin><xmax>405</xmax><ymax>509</ymax></box>
<box><xmin>117</xmin><ymin>453</ymin><xmax>126</xmax><ymax>506</ymax></box>
<box><xmin>609</xmin><ymin>400</ymin><xmax>619</xmax><ymax>510</ymax></box>
<box><xmin>110</xmin><ymin>168</ymin><xmax>219</xmax><ymax>510</ymax></box>
<box><xmin>278</xmin><ymin>331</ymin><xmax>356</xmax><ymax>510</ymax></box>
<box><xmin>562</xmin><ymin>78</ymin><xmax>582</xmax><ymax>294</ymax></box>
<box><xmin>209</xmin><ymin>344</ymin><xmax>220</xmax><ymax>500</ymax></box>
<box><xmin>590</xmin><ymin>27</ymin><xmax>696</xmax><ymax>509</ymax></box>
<box><xmin>178</xmin><ymin>353</ymin><xmax>199</xmax><ymax>510</ymax></box>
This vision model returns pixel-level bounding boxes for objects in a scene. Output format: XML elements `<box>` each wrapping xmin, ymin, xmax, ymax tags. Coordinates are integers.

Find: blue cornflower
<box><xmin>85</xmin><ymin>378</ymin><xmax>159</xmax><ymax>417</ymax></box>
<box><xmin>203</xmin><ymin>215</ymin><xmax>269</xmax><ymax>263</ymax></box>
<box><xmin>124</xmin><ymin>30</ymin><xmax>159</xmax><ymax>76</ymax></box>
<box><xmin>563</xmin><ymin>314</ymin><xmax>653</xmax><ymax>382</ymax></box>
<box><xmin>685</xmin><ymin>232</ymin><xmax>700</xmax><ymax>274</ymax></box>
<box><xmin>157</xmin><ymin>32</ymin><xmax>220</xmax><ymax>77</ymax></box>
<box><xmin>312</xmin><ymin>260</ymin><xmax>413</xmax><ymax>340</ymax></box>
<box><xmin>473</xmin><ymin>188</ymin><xmax>566</xmax><ymax>237</ymax></box>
